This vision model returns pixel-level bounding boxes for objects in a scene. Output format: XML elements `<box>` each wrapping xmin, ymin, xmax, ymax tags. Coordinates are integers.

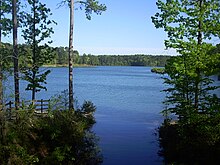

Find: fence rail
<box><xmin>2</xmin><ymin>99</ymin><xmax>50</xmax><ymax>120</ymax></box>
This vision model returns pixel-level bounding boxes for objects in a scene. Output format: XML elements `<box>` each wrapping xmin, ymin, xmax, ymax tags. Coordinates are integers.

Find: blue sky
<box><xmin>44</xmin><ymin>0</ymin><xmax>178</xmax><ymax>55</ymax></box>
<box><xmin>2</xmin><ymin>0</ymin><xmax>176</xmax><ymax>55</ymax></box>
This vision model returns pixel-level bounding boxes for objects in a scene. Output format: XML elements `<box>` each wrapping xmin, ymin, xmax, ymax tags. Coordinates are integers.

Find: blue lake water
<box><xmin>6</xmin><ymin>66</ymin><xmax>167</xmax><ymax>164</ymax></box>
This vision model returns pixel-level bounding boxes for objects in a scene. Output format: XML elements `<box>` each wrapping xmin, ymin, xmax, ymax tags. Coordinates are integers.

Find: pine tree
<box><xmin>60</xmin><ymin>0</ymin><xmax>106</xmax><ymax>110</ymax></box>
<box><xmin>20</xmin><ymin>0</ymin><xmax>56</xmax><ymax>100</ymax></box>
<box><xmin>12</xmin><ymin>0</ymin><xmax>19</xmax><ymax>109</ymax></box>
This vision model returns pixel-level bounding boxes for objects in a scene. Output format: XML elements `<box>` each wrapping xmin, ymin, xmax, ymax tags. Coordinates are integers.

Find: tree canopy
<box><xmin>152</xmin><ymin>0</ymin><xmax>220</xmax><ymax>163</ymax></box>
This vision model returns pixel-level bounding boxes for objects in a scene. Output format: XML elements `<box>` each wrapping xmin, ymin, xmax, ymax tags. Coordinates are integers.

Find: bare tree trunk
<box><xmin>0</xmin><ymin>0</ymin><xmax>3</xmax><ymax>110</ymax></box>
<box><xmin>0</xmin><ymin>62</ymin><xmax>2</xmax><ymax>111</ymax></box>
<box><xmin>194</xmin><ymin>0</ymin><xmax>203</xmax><ymax>111</ymax></box>
<box><xmin>32</xmin><ymin>0</ymin><xmax>36</xmax><ymax>101</ymax></box>
<box><xmin>0</xmin><ymin>62</ymin><xmax>2</xmax><ymax>110</ymax></box>
<box><xmin>68</xmin><ymin>0</ymin><xmax>74</xmax><ymax>110</ymax></box>
<box><xmin>12</xmin><ymin>0</ymin><xmax>20</xmax><ymax>109</ymax></box>
<box><xmin>183</xmin><ymin>55</ymin><xmax>189</xmax><ymax>103</ymax></box>
<box><xmin>0</xmin><ymin>0</ymin><xmax>1</xmax><ymax>42</ymax></box>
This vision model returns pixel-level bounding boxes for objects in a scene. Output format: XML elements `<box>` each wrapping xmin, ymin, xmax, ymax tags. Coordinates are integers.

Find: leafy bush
<box><xmin>0</xmin><ymin>101</ymin><xmax>102</xmax><ymax>164</ymax></box>
<box><xmin>158</xmin><ymin>113</ymin><xmax>220</xmax><ymax>164</ymax></box>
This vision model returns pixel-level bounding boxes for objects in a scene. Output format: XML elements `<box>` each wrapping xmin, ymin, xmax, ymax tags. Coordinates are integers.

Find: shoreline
<box><xmin>42</xmin><ymin>64</ymin><xmax>94</xmax><ymax>68</ymax></box>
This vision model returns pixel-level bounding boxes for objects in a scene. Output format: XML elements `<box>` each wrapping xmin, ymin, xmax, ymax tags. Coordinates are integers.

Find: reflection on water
<box><xmin>6</xmin><ymin>66</ymin><xmax>166</xmax><ymax>164</ymax></box>
<box><xmin>5</xmin><ymin>67</ymin><xmax>220</xmax><ymax>164</ymax></box>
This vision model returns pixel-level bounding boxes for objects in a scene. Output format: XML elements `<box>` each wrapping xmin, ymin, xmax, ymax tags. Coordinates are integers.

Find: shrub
<box><xmin>0</xmin><ymin>101</ymin><xmax>102</xmax><ymax>164</ymax></box>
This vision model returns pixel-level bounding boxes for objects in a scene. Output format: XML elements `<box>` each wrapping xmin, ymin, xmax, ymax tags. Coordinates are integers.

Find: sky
<box><xmin>3</xmin><ymin>0</ymin><xmax>178</xmax><ymax>55</ymax></box>
<box><xmin>44</xmin><ymin>0</ymin><xmax>178</xmax><ymax>55</ymax></box>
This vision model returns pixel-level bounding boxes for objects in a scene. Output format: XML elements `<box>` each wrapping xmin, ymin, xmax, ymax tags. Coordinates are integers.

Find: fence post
<box><xmin>48</xmin><ymin>99</ymin><xmax>51</xmax><ymax>112</ymax></box>
<box><xmin>41</xmin><ymin>99</ymin><xmax>43</xmax><ymax>113</ymax></box>
<box><xmin>9</xmin><ymin>101</ymin><xmax>12</xmax><ymax>119</ymax></box>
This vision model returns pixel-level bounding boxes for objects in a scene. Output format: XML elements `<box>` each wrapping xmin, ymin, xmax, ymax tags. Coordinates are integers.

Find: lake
<box><xmin>6</xmin><ymin>66</ymin><xmax>166</xmax><ymax>164</ymax></box>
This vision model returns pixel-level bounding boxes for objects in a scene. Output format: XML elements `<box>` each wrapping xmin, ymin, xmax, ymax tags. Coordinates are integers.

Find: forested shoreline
<box><xmin>51</xmin><ymin>46</ymin><xmax>171</xmax><ymax>66</ymax></box>
<box><xmin>1</xmin><ymin>43</ymin><xmax>171</xmax><ymax>67</ymax></box>
<box><xmin>70</xmin><ymin>54</ymin><xmax>170</xmax><ymax>66</ymax></box>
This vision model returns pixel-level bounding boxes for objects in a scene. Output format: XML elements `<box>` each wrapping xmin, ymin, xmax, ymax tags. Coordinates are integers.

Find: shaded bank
<box><xmin>158</xmin><ymin>117</ymin><xmax>220</xmax><ymax>165</ymax></box>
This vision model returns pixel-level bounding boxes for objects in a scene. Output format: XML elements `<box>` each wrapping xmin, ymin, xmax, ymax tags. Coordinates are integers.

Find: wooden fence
<box><xmin>2</xmin><ymin>99</ymin><xmax>50</xmax><ymax>119</ymax></box>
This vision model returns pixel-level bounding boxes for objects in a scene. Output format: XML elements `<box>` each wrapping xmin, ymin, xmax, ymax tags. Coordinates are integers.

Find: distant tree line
<box><xmin>53</xmin><ymin>47</ymin><xmax>171</xmax><ymax>66</ymax></box>
<box><xmin>76</xmin><ymin>54</ymin><xmax>170</xmax><ymax>67</ymax></box>
<box><xmin>41</xmin><ymin>46</ymin><xmax>171</xmax><ymax>67</ymax></box>
<box><xmin>1</xmin><ymin>43</ymin><xmax>171</xmax><ymax>67</ymax></box>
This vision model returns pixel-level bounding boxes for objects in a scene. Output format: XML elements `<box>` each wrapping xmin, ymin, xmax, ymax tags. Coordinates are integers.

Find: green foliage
<box><xmin>0</xmin><ymin>0</ymin><xmax>12</xmax><ymax>37</ymax></box>
<box><xmin>77</xmin><ymin>0</ymin><xmax>107</xmax><ymax>20</ymax></box>
<box><xmin>152</xmin><ymin>0</ymin><xmax>220</xmax><ymax>51</ymax></box>
<box><xmin>78</xmin><ymin>54</ymin><xmax>170</xmax><ymax>66</ymax></box>
<box><xmin>35</xmin><ymin>107</ymin><xmax>101</xmax><ymax>164</ymax></box>
<box><xmin>159</xmin><ymin>113</ymin><xmax>220</xmax><ymax>164</ymax></box>
<box><xmin>208</xmin><ymin>43</ymin><xmax>220</xmax><ymax>75</ymax></box>
<box><xmin>59</xmin><ymin>0</ymin><xmax>107</xmax><ymax>20</ymax></box>
<box><xmin>152</xmin><ymin>0</ymin><xmax>220</xmax><ymax>121</ymax></box>
<box><xmin>0</xmin><ymin>101</ymin><xmax>102</xmax><ymax>164</ymax></box>
<box><xmin>151</xmin><ymin>67</ymin><xmax>165</xmax><ymax>74</ymax></box>
<box><xmin>51</xmin><ymin>49</ymin><xmax>171</xmax><ymax>66</ymax></box>
<box><xmin>20</xmin><ymin>0</ymin><xmax>56</xmax><ymax>99</ymax></box>
<box><xmin>0</xmin><ymin>0</ymin><xmax>13</xmax><ymax>108</ymax></box>
<box><xmin>0</xmin><ymin>43</ymin><xmax>171</xmax><ymax>67</ymax></box>
<box><xmin>50</xmin><ymin>89</ymin><xmax>70</xmax><ymax>110</ymax></box>
<box><xmin>0</xmin><ymin>42</ymin><xmax>13</xmax><ymax>71</ymax></box>
<box><xmin>54</xmin><ymin>47</ymin><xmax>69</xmax><ymax>65</ymax></box>
<box><xmin>23</xmin><ymin>69</ymin><xmax>51</xmax><ymax>92</ymax></box>
<box><xmin>152</xmin><ymin>0</ymin><xmax>220</xmax><ymax>163</ymax></box>
<box><xmin>162</xmin><ymin>44</ymin><xmax>220</xmax><ymax>124</ymax></box>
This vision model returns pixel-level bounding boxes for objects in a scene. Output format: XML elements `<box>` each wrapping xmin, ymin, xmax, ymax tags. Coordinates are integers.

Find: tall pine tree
<box><xmin>60</xmin><ymin>0</ymin><xmax>106</xmax><ymax>110</ymax></box>
<box><xmin>20</xmin><ymin>0</ymin><xmax>56</xmax><ymax>100</ymax></box>
<box><xmin>12</xmin><ymin>0</ymin><xmax>19</xmax><ymax>109</ymax></box>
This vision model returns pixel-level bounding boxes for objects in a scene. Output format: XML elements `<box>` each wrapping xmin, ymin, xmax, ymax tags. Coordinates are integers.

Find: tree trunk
<box><xmin>12</xmin><ymin>0</ymin><xmax>19</xmax><ymax>109</ymax></box>
<box><xmin>0</xmin><ymin>62</ymin><xmax>2</xmax><ymax>110</ymax></box>
<box><xmin>32</xmin><ymin>0</ymin><xmax>36</xmax><ymax>101</ymax></box>
<box><xmin>183</xmin><ymin>55</ymin><xmax>189</xmax><ymax>103</ymax></box>
<box><xmin>68</xmin><ymin>0</ymin><xmax>74</xmax><ymax>110</ymax></box>
<box><xmin>0</xmin><ymin>0</ymin><xmax>3</xmax><ymax>110</ymax></box>
<box><xmin>0</xmin><ymin>61</ymin><xmax>2</xmax><ymax>110</ymax></box>
<box><xmin>32</xmin><ymin>77</ymin><xmax>36</xmax><ymax>100</ymax></box>
<box><xmin>194</xmin><ymin>0</ymin><xmax>203</xmax><ymax>111</ymax></box>
<box><xmin>0</xmin><ymin>0</ymin><xmax>1</xmax><ymax>42</ymax></box>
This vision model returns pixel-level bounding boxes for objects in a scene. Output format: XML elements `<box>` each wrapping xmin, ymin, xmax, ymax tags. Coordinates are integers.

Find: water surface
<box><xmin>6</xmin><ymin>66</ymin><xmax>165</xmax><ymax>164</ymax></box>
